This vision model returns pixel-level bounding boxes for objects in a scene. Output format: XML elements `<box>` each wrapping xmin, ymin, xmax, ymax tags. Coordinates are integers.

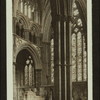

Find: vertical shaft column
<box><xmin>50</xmin><ymin>0</ymin><xmax>73</xmax><ymax>100</ymax></box>
<box><xmin>63</xmin><ymin>21</ymin><xmax>67</xmax><ymax>100</ymax></box>
<box><xmin>66</xmin><ymin>19</ymin><xmax>72</xmax><ymax>100</ymax></box>
<box><xmin>61</xmin><ymin>16</ymin><xmax>72</xmax><ymax>100</ymax></box>
<box><xmin>66</xmin><ymin>0</ymin><xmax>73</xmax><ymax>99</ymax></box>
<box><xmin>53</xmin><ymin>15</ymin><xmax>72</xmax><ymax>100</ymax></box>
<box><xmin>54</xmin><ymin>16</ymin><xmax>62</xmax><ymax>100</ymax></box>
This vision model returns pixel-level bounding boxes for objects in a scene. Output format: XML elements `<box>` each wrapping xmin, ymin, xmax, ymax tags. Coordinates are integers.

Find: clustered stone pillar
<box><xmin>52</xmin><ymin>15</ymin><xmax>72</xmax><ymax>100</ymax></box>
<box><xmin>50</xmin><ymin>0</ymin><xmax>73</xmax><ymax>100</ymax></box>
<box><xmin>51</xmin><ymin>15</ymin><xmax>61</xmax><ymax>100</ymax></box>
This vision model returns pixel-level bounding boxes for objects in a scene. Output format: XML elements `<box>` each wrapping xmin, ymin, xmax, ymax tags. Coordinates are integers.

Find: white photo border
<box><xmin>6</xmin><ymin>0</ymin><xmax>93</xmax><ymax>100</ymax></box>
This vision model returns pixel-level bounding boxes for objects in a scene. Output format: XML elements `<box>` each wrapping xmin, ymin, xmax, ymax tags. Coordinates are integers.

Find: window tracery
<box><xmin>50</xmin><ymin>39</ymin><xmax>54</xmax><ymax>83</ymax></box>
<box><xmin>24</xmin><ymin>56</ymin><xmax>34</xmax><ymax>86</ymax></box>
<box><xmin>72</xmin><ymin>2</ymin><xmax>87</xmax><ymax>82</ymax></box>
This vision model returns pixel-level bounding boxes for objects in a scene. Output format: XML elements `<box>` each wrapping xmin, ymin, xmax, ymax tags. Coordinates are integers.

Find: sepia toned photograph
<box><xmin>9</xmin><ymin>0</ymin><xmax>92</xmax><ymax>100</ymax></box>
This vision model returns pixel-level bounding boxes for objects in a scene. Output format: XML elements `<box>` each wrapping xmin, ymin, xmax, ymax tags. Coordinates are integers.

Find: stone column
<box><xmin>40</xmin><ymin>42</ymin><xmax>51</xmax><ymax>85</ymax></box>
<box><xmin>61</xmin><ymin>18</ymin><xmax>67</xmax><ymax>100</ymax></box>
<box><xmin>35</xmin><ymin>10</ymin><xmax>39</xmax><ymax>23</ymax></box>
<box><xmin>66</xmin><ymin>0</ymin><xmax>73</xmax><ymax>99</ymax></box>
<box><xmin>52</xmin><ymin>15</ymin><xmax>62</xmax><ymax>100</ymax></box>
<box><xmin>13</xmin><ymin>17</ymin><xmax>17</xmax><ymax>34</ymax></box>
<box><xmin>52</xmin><ymin>15</ymin><xmax>72</xmax><ymax>100</ymax></box>
<box><xmin>13</xmin><ymin>62</ymin><xmax>17</xmax><ymax>100</ymax></box>
<box><xmin>50</xmin><ymin>0</ymin><xmax>73</xmax><ymax>100</ymax></box>
<box><xmin>24</xmin><ymin>29</ymin><xmax>30</xmax><ymax>40</ymax></box>
<box><xmin>66</xmin><ymin>17</ymin><xmax>72</xmax><ymax>100</ymax></box>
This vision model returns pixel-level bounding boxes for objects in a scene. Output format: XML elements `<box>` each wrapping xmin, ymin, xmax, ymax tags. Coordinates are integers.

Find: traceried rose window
<box><xmin>72</xmin><ymin>3</ymin><xmax>87</xmax><ymax>82</ymax></box>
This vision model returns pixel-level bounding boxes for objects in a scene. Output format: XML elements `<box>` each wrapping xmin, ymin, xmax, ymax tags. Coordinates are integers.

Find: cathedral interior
<box><xmin>13</xmin><ymin>0</ymin><xmax>88</xmax><ymax>100</ymax></box>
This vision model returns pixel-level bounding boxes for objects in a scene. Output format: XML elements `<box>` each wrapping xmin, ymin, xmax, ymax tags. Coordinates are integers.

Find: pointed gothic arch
<box><xmin>14</xmin><ymin>43</ymin><xmax>42</xmax><ymax>70</ymax></box>
<box><xmin>16</xmin><ymin>13</ymin><xmax>30</xmax><ymax>29</ymax></box>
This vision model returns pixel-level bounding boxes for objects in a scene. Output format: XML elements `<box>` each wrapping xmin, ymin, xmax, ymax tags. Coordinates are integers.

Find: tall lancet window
<box><xmin>24</xmin><ymin>56</ymin><xmax>34</xmax><ymax>86</ymax></box>
<box><xmin>71</xmin><ymin>2</ymin><xmax>87</xmax><ymax>82</ymax></box>
<box><xmin>50</xmin><ymin>39</ymin><xmax>54</xmax><ymax>83</ymax></box>
<box><xmin>24</xmin><ymin>2</ymin><xmax>28</xmax><ymax>16</ymax></box>
<box><xmin>28</xmin><ymin>5</ymin><xmax>31</xmax><ymax>18</ymax></box>
<box><xmin>20</xmin><ymin>0</ymin><xmax>23</xmax><ymax>13</ymax></box>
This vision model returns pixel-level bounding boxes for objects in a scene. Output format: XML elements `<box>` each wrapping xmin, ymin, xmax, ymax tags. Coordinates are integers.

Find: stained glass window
<box><xmin>50</xmin><ymin>39</ymin><xmax>54</xmax><ymax>83</ymax></box>
<box><xmin>25</xmin><ymin>64</ymin><xmax>29</xmax><ymax>85</ymax></box>
<box><xmin>20</xmin><ymin>0</ymin><xmax>23</xmax><ymax>13</ymax></box>
<box><xmin>29</xmin><ymin>64</ymin><xmax>33</xmax><ymax>86</ymax></box>
<box><xmin>77</xmin><ymin>32</ymin><xmax>82</xmax><ymax>81</ymax></box>
<box><xmin>28</xmin><ymin>5</ymin><xmax>31</xmax><ymax>18</ymax></box>
<box><xmin>72</xmin><ymin>33</ymin><xmax>77</xmax><ymax>81</ymax></box>
<box><xmin>24</xmin><ymin>56</ymin><xmax>34</xmax><ymax>86</ymax></box>
<box><xmin>24</xmin><ymin>3</ymin><xmax>28</xmax><ymax>16</ymax></box>
<box><xmin>72</xmin><ymin>2</ymin><xmax>87</xmax><ymax>82</ymax></box>
<box><xmin>83</xmin><ymin>36</ymin><xmax>87</xmax><ymax>81</ymax></box>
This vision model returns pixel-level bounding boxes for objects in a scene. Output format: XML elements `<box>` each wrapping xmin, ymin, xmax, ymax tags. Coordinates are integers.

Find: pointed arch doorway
<box><xmin>13</xmin><ymin>46</ymin><xmax>42</xmax><ymax>100</ymax></box>
<box><xmin>16</xmin><ymin>49</ymin><xmax>35</xmax><ymax>100</ymax></box>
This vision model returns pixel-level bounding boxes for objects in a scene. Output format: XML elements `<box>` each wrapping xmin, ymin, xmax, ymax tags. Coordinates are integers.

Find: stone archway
<box><xmin>14</xmin><ymin>43</ymin><xmax>42</xmax><ymax>70</ymax></box>
<box><xmin>16</xmin><ymin>49</ymin><xmax>35</xmax><ymax>100</ymax></box>
<box><xmin>13</xmin><ymin>44</ymin><xmax>43</xmax><ymax>100</ymax></box>
<box><xmin>16</xmin><ymin>13</ymin><xmax>30</xmax><ymax>29</ymax></box>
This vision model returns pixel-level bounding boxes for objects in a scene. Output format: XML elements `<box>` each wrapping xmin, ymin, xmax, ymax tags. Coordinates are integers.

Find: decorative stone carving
<box><xmin>13</xmin><ymin>34</ymin><xmax>41</xmax><ymax>60</ymax></box>
<box><xmin>15</xmin><ymin>36</ymin><xmax>23</xmax><ymax>48</ymax></box>
<box><xmin>36</xmin><ymin>46</ymin><xmax>41</xmax><ymax>58</ymax></box>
